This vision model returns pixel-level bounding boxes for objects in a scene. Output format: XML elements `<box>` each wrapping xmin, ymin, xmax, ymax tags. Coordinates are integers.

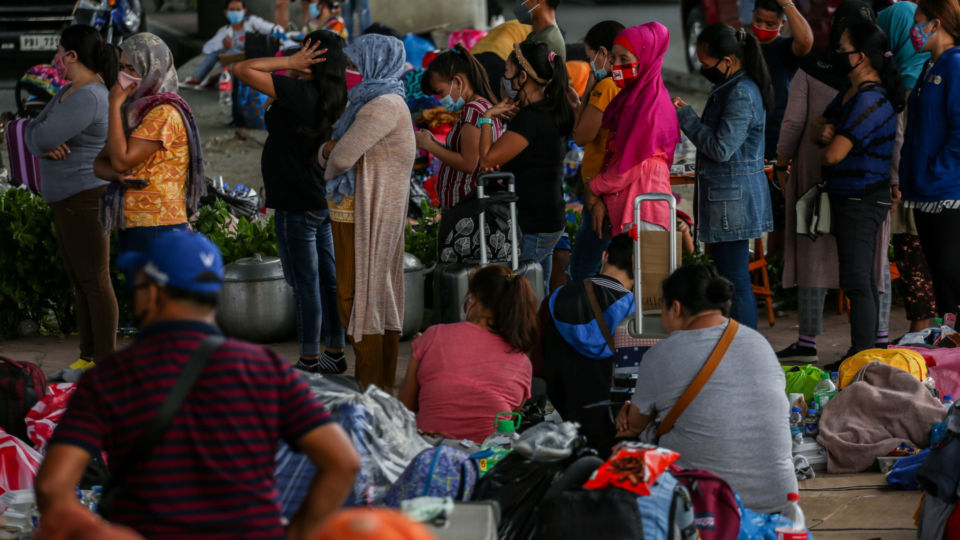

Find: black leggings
<box><xmin>914</xmin><ymin>208</ymin><xmax>960</xmax><ymax>316</ymax></box>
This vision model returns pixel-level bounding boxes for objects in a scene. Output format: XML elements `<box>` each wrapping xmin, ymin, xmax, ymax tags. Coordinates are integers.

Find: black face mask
<box><xmin>829</xmin><ymin>50</ymin><xmax>862</xmax><ymax>76</ymax></box>
<box><xmin>700</xmin><ymin>58</ymin><xmax>730</xmax><ymax>85</ymax></box>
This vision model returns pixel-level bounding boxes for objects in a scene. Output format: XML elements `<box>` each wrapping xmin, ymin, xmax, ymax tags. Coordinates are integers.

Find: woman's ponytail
<box><xmin>59</xmin><ymin>24</ymin><xmax>118</xmax><ymax>87</ymax></box>
<box><xmin>93</xmin><ymin>40</ymin><xmax>119</xmax><ymax>87</ymax></box>
<box><xmin>514</xmin><ymin>41</ymin><xmax>574</xmax><ymax>134</ymax></box>
<box><xmin>740</xmin><ymin>32</ymin><xmax>774</xmax><ymax>111</ymax></box>
<box><xmin>468</xmin><ymin>266</ymin><xmax>539</xmax><ymax>352</ymax></box>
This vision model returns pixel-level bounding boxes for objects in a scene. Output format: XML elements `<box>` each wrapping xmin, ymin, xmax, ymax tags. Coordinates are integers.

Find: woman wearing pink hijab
<box><xmin>586</xmin><ymin>22</ymin><xmax>680</xmax><ymax>236</ymax></box>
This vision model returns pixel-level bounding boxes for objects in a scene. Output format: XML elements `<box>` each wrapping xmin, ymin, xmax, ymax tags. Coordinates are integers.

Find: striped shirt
<box><xmin>823</xmin><ymin>84</ymin><xmax>897</xmax><ymax>196</ymax></box>
<box><xmin>50</xmin><ymin>321</ymin><xmax>332</xmax><ymax>540</ymax></box>
<box><xmin>436</xmin><ymin>99</ymin><xmax>503</xmax><ymax>208</ymax></box>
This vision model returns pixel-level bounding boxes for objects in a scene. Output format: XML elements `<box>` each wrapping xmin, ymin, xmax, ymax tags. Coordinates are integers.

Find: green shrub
<box><xmin>190</xmin><ymin>199</ymin><xmax>278</xmax><ymax>265</ymax></box>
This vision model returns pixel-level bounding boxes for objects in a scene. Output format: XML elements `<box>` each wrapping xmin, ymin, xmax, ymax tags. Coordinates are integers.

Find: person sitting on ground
<box><xmin>181</xmin><ymin>0</ymin><xmax>287</xmax><ymax>88</ymax></box>
<box><xmin>399</xmin><ymin>266</ymin><xmax>537</xmax><ymax>444</ymax></box>
<box><xmin>540</xmin><ymin>233</ymin><xmax>635</xmax><ymax>457</ymax></box>
<box><xmin>616</xmin><ymin>264</ymin><xmax>797</xmax><ymax>514</ymax></box>
<box><xmin>304</xmin><ymin>0</ymin><xmax>348</xmax><ymax>40</ymax></box>
<box><xmin>35</xmin><ymin>230</ymin><xmax>360</xmax><ymax>540</ymax></box>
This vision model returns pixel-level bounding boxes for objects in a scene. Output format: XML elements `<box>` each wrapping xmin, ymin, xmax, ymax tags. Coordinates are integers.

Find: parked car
<box><xmin>0</xmin><ymin>0</ymin><xmax>146</xmax><ymax>63</ymax></box>
<box><xmin>680</xmin><ymin>0</ymin><xmax>893</xmax><ymax>72</ymax></box>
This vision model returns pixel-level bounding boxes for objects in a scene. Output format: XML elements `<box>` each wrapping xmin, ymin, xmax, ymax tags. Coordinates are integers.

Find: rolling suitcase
<box><xmin>5</xmin><ymin>118</ymin><xmax>42</xmax><ymax>193</ymax></box>
<box><xmin>611</xmin><ymin>193</ymin><xmax>679</xmax><ymax>399</ymax></box>
<box><xmin>434</xmin><ymin>172</ymin><xmax>544</xmax><ymax>323</ymax></box>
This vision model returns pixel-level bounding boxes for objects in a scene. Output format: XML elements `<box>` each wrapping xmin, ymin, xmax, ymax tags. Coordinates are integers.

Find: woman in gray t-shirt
<box><xmin>25</xmin><ymin>25</ymin><xmax>119</xmax><ymax>366</ymax></box>
<box><xmin>616</xmin><ymin>264</ymin><xmax>797</xmax><ymax>514</ymax></box>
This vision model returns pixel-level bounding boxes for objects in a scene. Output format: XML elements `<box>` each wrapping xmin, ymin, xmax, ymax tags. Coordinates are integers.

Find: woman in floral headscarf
<box><xmin>586</xmin><ymin>22</ymin><xmax>680</xmax><ymax>238</ymax></box>
<box><xmin>94</xmin><ymin>32</ymin><xmax>204</xmax><ymax>254</ymax></box>
<box><xmin>319</xmin><ymin>34</ymin><xmax>416</xmax><ymax>392</ymax></box>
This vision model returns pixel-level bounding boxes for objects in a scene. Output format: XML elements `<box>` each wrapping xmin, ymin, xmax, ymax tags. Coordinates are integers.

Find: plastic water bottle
<box><xmin>789</xmin><ymin>407</ymin><xmax>804</xmax><ymax>447</ymax></box>
<box><xmin>775</xmin><ymin>493</ymin><xmax>809</xmax><ymax>540</ymax></box>
<box><xmin>562</xmin><ymin>140</ymin><xmax>583</xmax><ymax>177</ymax></box>
<box><xmin>830</xmin><ymin>371</ymin><xmax>840</xmax><ymax>388</ymax></box>
<box><xmin>803</xmin><ymin>407</ymin><xmax>819</xmax><ymax>437</ymax></box>
<box><xmin>481</xmin><ymin>412</ymin><xmax>522</xmax><ymax>449</ymax></box>
<box><xmin>218</xmin><ymin>67</ymin><xmax>233</xmax><ymax>122</ymax></box>
<box><xmin>944</xmin><ymin>395</ymin><xmax>955</xmax><ymax>408</ymax></box>
<box><xmin>813</xmin><ymin>372</ymin><xmax>838</xmax><ymax>410</ymax></box>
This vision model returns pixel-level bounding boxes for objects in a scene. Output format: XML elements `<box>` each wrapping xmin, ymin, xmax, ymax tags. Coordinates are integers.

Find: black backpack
<box><xmin>0</xmin><ymin>356</ymin><xmax>46</xmax><ymax>441</ymax></box>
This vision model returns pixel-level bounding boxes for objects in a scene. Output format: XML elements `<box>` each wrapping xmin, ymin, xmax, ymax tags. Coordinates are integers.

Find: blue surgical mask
<box><xmin>439</xmin><ymin>79</ymin><xmax>465</xmax><ymax>113</ymax></box>
<box><xmin>226</xmin><ymin>10</ymin><xmax>245</xmax><ymax>25</ymax></box>
<box><xmin>309</xmin><ymin>3</ymin><xmax>321</xmax><ymax>19</ymax></box>
<box><xmin>502</xmin><ymin>75</ymin><xmax>520</xmax><ymax>101</ymax></box>
<box><xmin>591</xmin><ymin>51</ymin><xmax>608</xmax><ymax>81</ymax></box>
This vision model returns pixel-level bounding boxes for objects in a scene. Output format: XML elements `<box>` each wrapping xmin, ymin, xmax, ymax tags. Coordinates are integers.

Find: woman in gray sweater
<box><xmin>25</xmin><ymin>25</ymin><xmax>118</xmax><ymax>367</ymax></box>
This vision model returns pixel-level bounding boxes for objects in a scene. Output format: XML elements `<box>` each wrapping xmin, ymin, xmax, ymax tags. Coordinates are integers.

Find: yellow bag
<box><xmin>837</xmin><ymin>348</ymin><xmax>928</xmax><ymax>389</ymax></box>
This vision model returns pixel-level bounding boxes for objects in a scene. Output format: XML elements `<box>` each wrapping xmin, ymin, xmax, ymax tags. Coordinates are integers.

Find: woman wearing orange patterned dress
<box><xmin>95</xmin><ymin>33</ymin><xmax>205</xmax><ymax>254</ymax></box>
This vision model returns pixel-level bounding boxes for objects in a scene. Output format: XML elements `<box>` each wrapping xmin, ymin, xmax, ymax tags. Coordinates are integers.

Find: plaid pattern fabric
<box><xmin>797</xmin><ymin>287</ymin><xmax>828</xmax><ymax>336</ymax></box>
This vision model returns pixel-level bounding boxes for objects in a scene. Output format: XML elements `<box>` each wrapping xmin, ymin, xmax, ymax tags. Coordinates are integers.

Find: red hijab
<box><xmin>601</xmin><ymin>22</ymin><xmax>680</xmax><ymax>175</ymax></box>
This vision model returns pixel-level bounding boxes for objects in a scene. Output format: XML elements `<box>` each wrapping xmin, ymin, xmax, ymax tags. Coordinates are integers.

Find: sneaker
<box><xmin>294</xmin><ymin>358</ymin><xmax>320</xmax><ymax>373</ymax></box>
<box><xmin>68</xmin><ymin>358</ymin><xmax>96</xmax><ymax>372</ymax></box>
<box><xmin>776</xmin><ymin>343</ymin><xmax>818</xmax><ymax>363</ymax></box>
<box><xmin>179</xmin><ymin>76</ymin><xmax>202</xmax><ymax>89</ymax></box>
<box><xmin>318</xmin><ymin>351</ymin><xmax>347</xmax><ymax>375</ymax></box>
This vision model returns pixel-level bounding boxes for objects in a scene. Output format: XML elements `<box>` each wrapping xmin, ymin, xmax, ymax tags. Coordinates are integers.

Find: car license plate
<box><xmin>20</xmin><ymin>34</ymin><xmax>59</xmax><ymax>52</ymax></box>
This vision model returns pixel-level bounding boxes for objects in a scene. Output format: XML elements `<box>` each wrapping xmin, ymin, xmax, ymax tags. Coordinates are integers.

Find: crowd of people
<box><xmin>16</xmin><ymin>0</ymin><xmax>960</xmax><ymax>534</ymax></box>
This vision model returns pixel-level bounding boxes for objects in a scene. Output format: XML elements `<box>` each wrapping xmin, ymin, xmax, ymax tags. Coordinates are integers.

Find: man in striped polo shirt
<box><xmin>35</xmin><ymin>230</ymin><xmax>359</xmax><ymax>539</ymax></box>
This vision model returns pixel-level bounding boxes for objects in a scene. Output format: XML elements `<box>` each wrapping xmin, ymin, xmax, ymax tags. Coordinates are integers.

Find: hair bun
<box><xmin>705</xmin><ymin>277</ymin><xmax>734</xmax><ymax>304</ymax></box>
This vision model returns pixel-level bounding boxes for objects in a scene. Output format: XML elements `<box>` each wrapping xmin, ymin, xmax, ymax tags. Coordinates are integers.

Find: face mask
<box><xmin>610</xmin><ymin>62</ymin><xmax>639</xmax><ymax>89</ymax></box>
<box><xmin>700</xmin><ymin>58</ymin><xmax>730</xmax><ymax>85</ymax></box>
<box><xmin>346</xmin><ymin>68</ymin><xmax>362</xmax><ymax>90</ymax></box>
<box><xmin>439</xmin><ymin>79</ymin><xmax>465</xmax><ymax>113</ymax></box>
<box><xmin>910</xmin><ymin>21</ymin><xmax>937</xmax><ymax>52</ymax></box>
<box><xmin>53</xmin><ymin>52</ymin><xmax>69</xmax><ymax>79</ymax></box>
<box><xmin>502</xmin><ymin>74</ymin><xmax>520</xmax><ymax>100</ymax></box>
<box><xmin>118</xmin><ymin>71</ymin><xmax>141</xmax><ymax>90</ymax></box>
<box><xmin>751</xmin><ymin>23</ymin><xmax>781</xmax><ymax>42</ymax></box>
<box><xmin>309</xmin><ymin>3</ymin><xmax>321</xmax><ymax>18</ymax></box>
<box><xmin>226</xmin><ymin>9</ymin><xmax>245</xmax><ymax>25</ymax></box>
<box><xmin>591</xmin><ymin>51</ymin><xmax>608</xmax><ymax>81</ymax></box>
<box><xmin>513</xmin><ymin>0</ymin><xmax>537</xmax><ymax>25</ymax></box>
<box><xmin>829</xmin><ymin>50</ymin><xmax>861</xmax><ymax>76</ymax></box>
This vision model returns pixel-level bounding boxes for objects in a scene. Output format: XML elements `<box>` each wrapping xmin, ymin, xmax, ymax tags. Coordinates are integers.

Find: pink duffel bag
<box><xmin>903</xmin><ymin>346</ymin><xmax>960</xmax><ymax>399</ymax></box>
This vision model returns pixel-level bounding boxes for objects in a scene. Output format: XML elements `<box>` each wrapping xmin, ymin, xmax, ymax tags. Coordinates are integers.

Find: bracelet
<box><xmin>780</xmin><ymin>1</ymin><xmax>796</xmax><ymax>8</ymax></box>
<box><xmin>477</xmin><ymin>117</ymin><xmax>494</xmax><ymax>127</ymax></box>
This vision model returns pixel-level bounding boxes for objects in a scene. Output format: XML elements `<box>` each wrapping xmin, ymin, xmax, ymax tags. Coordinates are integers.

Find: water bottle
<box><xmin>924</xmin><ymin>377</ymin><xmax>940</xmax><ymax>400</ymax></box>
<box><xmin>803</xmin><ymin>407</ymin><xmax>819</xmax><ymax>437</ymax></box>
<box><xmin>944</xmin><ymin>395</ymin><xmax>955</xmax><ymax>408</ymax></box>
<box><xmin>789</xmin><ymin>407</ymin><xmax>804</xmax><ymax>447</ymax></box>
<box><xmin>218</xmin><ymin>67</ymin><xmax>233</xmax><ymax>122</ymax></box>
<box><xmin>813</xmin><ymin>372</ymin><xmax>838</xmax><ymax>410</ymax></box>
<box><xmin>830</xmin><ymin>371</ymin><xmax>840</xmax><ymax>388</ymax></box>
<box><xmin>562</xmin><ymin>140</ymin><xmax>584</xmax><ymax>178</ymax></box>
<box><xmin>775</xmin><ymin>492</ymin><xmax>809</xmax><ymax>540</ymax></box>
<box><xmin>481</xmin><ymin>412</ymin><xmax>522</xmax><ymax>449</ymax></box>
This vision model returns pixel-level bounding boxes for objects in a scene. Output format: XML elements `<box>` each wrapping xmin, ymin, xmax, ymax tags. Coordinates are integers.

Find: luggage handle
<box><xmin>630</xmin><ymin>193</ymin><xmax>677</xmax><ymax>337</ymax></box>
<box><xmin>476</xmin><ymin>172</ymin><xmax>519</xmax><ymax>270</ymax></box>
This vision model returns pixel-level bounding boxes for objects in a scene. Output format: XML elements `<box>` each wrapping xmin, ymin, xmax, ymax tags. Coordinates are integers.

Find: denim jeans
<box><xmin>709</xmin><ymin>240</ymin><xmax>758</xmax><ymax>329</ymax></box>
<box><xmin>569</xmin><ymin>204</ymin><xmax>612</xmax><ymax>282</ymax></box>
<box><xmin>275</xmin><ymin>209</ymin><xmax>345</xmax><ymax>356</ymax></box>
<box><xmin>118</xmin><ymin>224</ymin><xmax>188</xmax><ymax>256</ymax></box>
<box><xmin>341</xmin><ymin>0</ymin><xmax>371</xmax><ymax>42</ymax></box>
<box><xmin>521</xmin><ymin>231</ymin><xmax>564</xmax><ymax>296</ymax></box>
<box><xmin>831</xmin><ymin>191</ymin><xmax>890</xmax><ymax>354</ymax></box>
<box><xmin>193</xmin><ymin>46</ymin><xmax>243</xmax><ymax>81</ymax></box>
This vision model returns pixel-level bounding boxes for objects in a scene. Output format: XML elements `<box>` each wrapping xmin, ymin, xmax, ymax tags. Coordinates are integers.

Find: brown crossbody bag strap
<box><xmin>655</xmin><ymin>319</ymin><xmax>739</xmax><ymax>437</ymax></box>
<box><xmin>583</xmin><ymin>279</ymin><xmax>615</xmax><ymax>352</ymax></box>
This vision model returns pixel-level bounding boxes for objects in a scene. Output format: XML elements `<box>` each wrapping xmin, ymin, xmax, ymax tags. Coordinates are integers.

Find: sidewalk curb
<box><xmin>663</xmin><ymin>67</ymin><xmax>713</xmax><ymax>95</ymax></box>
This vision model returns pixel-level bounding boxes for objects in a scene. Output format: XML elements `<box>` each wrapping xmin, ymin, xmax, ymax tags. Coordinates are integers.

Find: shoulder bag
<box><xmin>796</xmin><ymin>181</ymin><xmax>832</xmax><ymax>240</ymax></box>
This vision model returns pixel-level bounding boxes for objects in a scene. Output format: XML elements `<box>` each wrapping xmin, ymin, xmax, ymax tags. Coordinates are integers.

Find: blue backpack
<box><xmin>382</xmin><ymin>446</ymin><xmax>480</xmax><ymax>508</ymax></box>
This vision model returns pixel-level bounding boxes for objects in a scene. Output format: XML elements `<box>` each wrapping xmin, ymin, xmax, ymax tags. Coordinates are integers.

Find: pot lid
<box><xmin>223</xmin><ymin>253</ymin><xmax>285</xmax><ymax>282</ymax></box>
<box><xmin>403</xmin><ymin>253</ymin><xmax>424</xmax><ymax>272</ymax></box>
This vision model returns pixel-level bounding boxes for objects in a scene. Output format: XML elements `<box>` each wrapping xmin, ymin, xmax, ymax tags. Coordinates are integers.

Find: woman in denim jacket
<box><xmin>673</xmin><ymin>23</ymin><xmax>774</xmax><ymax>329</ymax></box>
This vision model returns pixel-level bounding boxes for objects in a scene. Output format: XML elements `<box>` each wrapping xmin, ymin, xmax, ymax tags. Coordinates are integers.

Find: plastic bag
<box><xmin>783</xmin><ymin>365</ymin><xmax>826</xmax><ymax>403</ymax></box>
<box><xmin>447</xmin><ymin>29</ymin><xmax>487</xmax><ymax>51</ymax></box>
<box><xmin>583</xmin><ymin>442</ymin><xmax>680</xmax><ymax>496</ymax></box>
<box><xmin>25</xmin><ymin>383</ymin><xmax>76</xmax><ymax>451</ymax></box>
<box><xmin>0</xmin><ymin>429</ymin><xmax>42</xmax><ymax>495</ymax></box>
<box><xmin>304</xmin><ymin>375</ymin><xmax>430</xmax><ymax>506</ymax></box>
<box><xmin>886</xmin><ymin>449</ymin><xmax>930</xmax><ymax>490</ymax></box>
<box><xmin>736</xmin><ymin>494</ymin><xmax>813</xmax><ymax>540</ymax></box>
<box><xmin>513</xmin><ymin>421</ymin><xmax>580</xmax><ymax>462</ymax></box>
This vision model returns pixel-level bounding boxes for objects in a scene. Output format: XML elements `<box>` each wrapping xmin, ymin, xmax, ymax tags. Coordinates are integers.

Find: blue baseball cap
<box><xmin>117</xmin><ymin>230</ymin><xmax>224</xmax><ymax>294</ymax></box>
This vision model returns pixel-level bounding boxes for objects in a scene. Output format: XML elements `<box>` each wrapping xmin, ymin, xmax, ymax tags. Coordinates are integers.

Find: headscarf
<box><xmin>600</xmin><ymin>23</ymin><xmax>680</xmax><ymax>175</ymax></box>
<box><xmin>100</xmin><ymin>32</ymin><xmax>205</xmax><ymax>232</ymax></box>
<box><xmin>878</xmin><ymin>1</ymin><xmax>931</xmax><ymax>90</ymax></box>
<box><xmin>801</xmin><ymin>0</ymin><xmax>876</xmax><ymax>90</ymax></box>
<box><xmin>312</xmin><ymin>508</ymin><xmax>438</xmax><ymax>540</ymax></box>
<box><xmin>325</xmin><ymin>34</ymin><xmax>406</xmax><ymax>204</ymax></box>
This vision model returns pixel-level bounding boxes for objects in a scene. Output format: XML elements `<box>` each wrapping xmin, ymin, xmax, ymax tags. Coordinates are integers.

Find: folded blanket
<box><xmin>818</xmin><ymin>361</ymin><xmax>946</xmax><ymax>473</ymax></box>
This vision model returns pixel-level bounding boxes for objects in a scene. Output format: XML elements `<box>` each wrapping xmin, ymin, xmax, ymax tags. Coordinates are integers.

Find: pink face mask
<box><xmin>345</xmin><ymin>69</ymin><xmax>362</xmax><ymax>91</ymax></box>
<box><xmin>53</xmin><ymin>52</ymin><xmax>69</xmax><ymax>79</ymax></box>
<box><xmin>118</xmin><ymin>71</ymin><xmax>141</xmax><ymax>90</ymax></box>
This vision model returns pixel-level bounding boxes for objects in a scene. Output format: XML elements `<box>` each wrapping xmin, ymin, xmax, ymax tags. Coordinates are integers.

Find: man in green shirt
<box><xmin>516</xmin><ymin>0</ymin><xmax>565</xmax><ymax>61</ymax></box>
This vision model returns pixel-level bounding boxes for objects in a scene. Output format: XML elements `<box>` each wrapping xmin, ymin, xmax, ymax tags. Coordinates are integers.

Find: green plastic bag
<box><xmin>782</xmin><ymin>365</ymin><xmax>826</xmax><ymax>403</ymax></box>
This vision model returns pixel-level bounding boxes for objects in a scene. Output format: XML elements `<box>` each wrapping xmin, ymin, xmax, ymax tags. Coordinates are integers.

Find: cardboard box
<box><xmin>638</xmin><ymin>230</ymin><xmax>683</xmax><ymax>311</ymax></box>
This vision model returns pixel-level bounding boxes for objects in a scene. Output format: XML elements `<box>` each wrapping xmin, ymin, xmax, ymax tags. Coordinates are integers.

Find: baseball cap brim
<box><xmin>117</xmin><ymin>252</ymin><xmax>148</xmax><ymax>276</ymax></box>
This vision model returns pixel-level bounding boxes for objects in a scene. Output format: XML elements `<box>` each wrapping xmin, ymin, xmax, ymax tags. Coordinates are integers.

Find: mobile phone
<box><xmin>123</xmin><ymin>178</ymin><xmax>150</xmax><ymax>188</ymax></box>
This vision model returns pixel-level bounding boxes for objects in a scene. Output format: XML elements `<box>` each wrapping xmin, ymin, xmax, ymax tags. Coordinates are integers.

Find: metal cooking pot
<box><xmin>217</xmin><ymin>253</ymin><xmax>296</xmax><ymax>343</ymax></box>
<box><xmin>403</xmin><ymin>253</ymin><xmax>427</xmax><ymax>337</ymax></box>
